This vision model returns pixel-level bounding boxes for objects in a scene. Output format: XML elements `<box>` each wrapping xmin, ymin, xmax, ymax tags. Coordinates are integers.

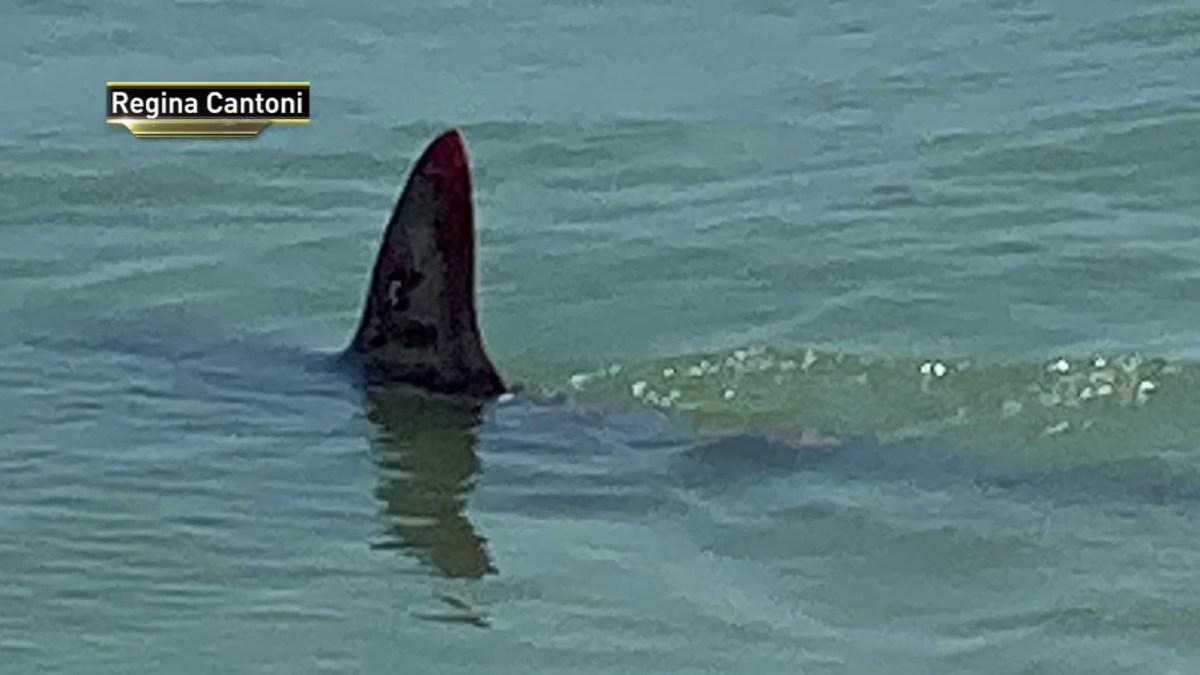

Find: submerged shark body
<box><xmin>342</xmin><ymin>129</ymin><xmax>505</xmax><ymax>399</ymax></box>
<box><xmin>333</xmin><ymin>129</ymin><xmax>1184</xmax><ymax>469</ymax></box>
<box><xmin>16</xmin><ymin>129</ymin><xmax>1195</xmax><ymax>595</ymax></box>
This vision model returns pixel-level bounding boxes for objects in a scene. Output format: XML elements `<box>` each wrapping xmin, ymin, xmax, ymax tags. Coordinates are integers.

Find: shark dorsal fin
<box><xmin>347</xmin><ymin>129</ymin><xmax>504</xmax><ymax>398</ymax></box>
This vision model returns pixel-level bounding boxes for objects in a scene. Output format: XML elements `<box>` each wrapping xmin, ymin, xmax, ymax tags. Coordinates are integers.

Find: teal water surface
<box><xmin>3</xmin><ymin>0</ymin><xmax>1200</xmax><ymax>672</ymax></box>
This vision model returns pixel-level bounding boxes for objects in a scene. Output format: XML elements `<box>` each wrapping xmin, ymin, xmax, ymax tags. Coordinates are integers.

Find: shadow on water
<box><xmin>674</xmin><ymin>425</ymin><xmax>1200</xmax><ymax>511</ymax></box>
<box><xmin>360</xmin><ymin>386</ymin><xmax>495</xmax><ymax>627</ymax></box>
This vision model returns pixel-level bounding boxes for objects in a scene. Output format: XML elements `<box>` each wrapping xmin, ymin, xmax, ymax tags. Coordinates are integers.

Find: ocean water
<box><xmin>3</xmin><ymin>0</ymin><xmax>1200</xmax><ymax>672</ymax></box>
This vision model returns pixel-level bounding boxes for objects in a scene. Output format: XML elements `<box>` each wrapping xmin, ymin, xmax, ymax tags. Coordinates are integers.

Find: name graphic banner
<box><xmin>106</xmin><ymin>82</ymin><xmax>311</xmax><ymax>138</ymax></box>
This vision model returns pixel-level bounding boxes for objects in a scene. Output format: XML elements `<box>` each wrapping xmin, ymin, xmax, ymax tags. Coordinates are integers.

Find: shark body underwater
<box><xmin>41</xmin><ymin>128</ymin><xmax>1196</xmax><ymax>525</ymax></box>
<box><xmin>13</xmin><ymin>128</ymin><xmax>1198</xmax><ymax>594</ymax></box>
<box><xmin>328</xmin><ymin>129</ymin><xmax>1190</xmax><ymax>498</ymax></box>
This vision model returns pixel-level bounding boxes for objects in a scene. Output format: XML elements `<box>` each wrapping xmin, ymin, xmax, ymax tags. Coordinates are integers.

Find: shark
<box><xmin>332</xmin><ymin>128</ymin><xmax>1186</xmax><ymax>461</ymax></box>
<box><xmin>340</xmin><ymin>128</ymin><xmax>505</xmax><ymax>399</ymax></box>
<box><xmin>333</xmin><ymin>124</ymin><xmax>1191</xmax><ymax>471</ymax></box>
<box><xmin>6</xmin><ymin>128</ymin><xmax>1194</xmax><ymax>625</ymax></box>
<box><xmin>4</xmin><ymin>123</ymin><xmax>1195</xmax><ymax>634</ymax></box>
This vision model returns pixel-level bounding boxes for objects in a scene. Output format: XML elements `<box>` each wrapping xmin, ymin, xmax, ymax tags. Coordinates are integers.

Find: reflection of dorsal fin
<box><xmin>346</xmin><ymin>129</ymin><xmax>505</xmax><ymax>398</ymax></box>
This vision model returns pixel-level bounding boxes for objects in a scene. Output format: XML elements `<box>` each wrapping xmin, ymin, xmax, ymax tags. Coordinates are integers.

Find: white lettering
<box><xmin>196</xmin><ymin>89</ymin><xmax>308</xmax><ymax>117</ymax></box>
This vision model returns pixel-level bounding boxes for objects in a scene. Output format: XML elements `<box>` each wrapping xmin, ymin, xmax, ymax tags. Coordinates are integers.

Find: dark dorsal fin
<box><xmin>346</xmin><ymin>129</ymin><xmax>505</xmax><ymax>398</ymax></box>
